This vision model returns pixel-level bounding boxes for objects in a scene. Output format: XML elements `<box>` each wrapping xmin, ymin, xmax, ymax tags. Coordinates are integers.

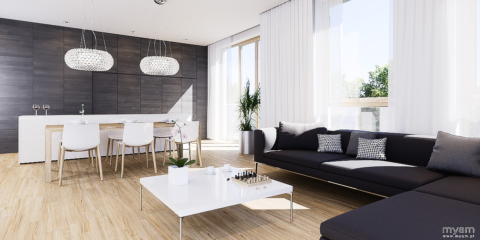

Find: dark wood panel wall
<box><xmin>0</xmin><ymin>18</ymin><xmax>208</xmax><ymax>153</ymax></box>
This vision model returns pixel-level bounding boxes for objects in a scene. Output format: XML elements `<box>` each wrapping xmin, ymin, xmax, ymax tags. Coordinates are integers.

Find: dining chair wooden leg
<box><xmin>59</xmin><ymin>147</ymin><xmax>65</xmax><ymax>186</ymax></box>
<box><xmin>88</xmin><ymin>150</ymin><xmax>93</xmax><ymax>168</ymax></box>
<box><xmin>188</xmin><ymin>142</ymin><xmax>192</xmax><ymax>161</ymax></box>
<box><xmin>57</xmin><ymin>142</ymin><xmax>62</xmax><ymax>171</ymax></box>
<box><xmin>121</xmin><ymin>143</ymin><xmax>126</xmax><ymax>178</ymax></box>
<box><xmin>146</xmin><ymin>145</ymin><xmax>149</xmax><ymax>168</ymax></box>
<box><xmin>153</xmin><ymin>138</ymin><xmax>156</xmax><ymax>153</ymax></box>
<box><xmin>110</xmin><ymin>139</ymin><xmax>114</xmax><ymax>165</ymax></box>
<box><xmin>97</xmin><ymin>145</ymin><xmax>103</xmax><ymax>181</ymax></box>
<box><xmin>95</xmin><ymin>148</ymin><xmax>99</xmax><ymax>174</ymax></box>
<box><xmin>137</xmin><ymin>147</ymin><xmax>141</xmax><ymax>162</ymax></box>
<box><xmin>169</xmin><ymin>138</ymin><xmax>172</xmax><ymax>156</ymax></box>
<box><xmin>115</xmin><ymin>142</ymin><xmax>120</xmax><ymax>172</ymax></box>
<box><xmin>132</xmin><ymin>147</ymin><xmax>135</xmax><ymax>161</ymax></box>
<box><xmin>151</xmin><ymin>141</ymin><xmax>157</xmax><ymax>174</ymax></box>
<box><xmin>196</xmin><ymin>139</ymin><xmax>203</xmax><ymax>167</ymax></box>
<box><xmin>106</xmin><ymin>138</ymin><xmax>111</xmax><ymax>164</ymax></box>
<box><xmin>163</xmin><ymin>139</ymin><xmax>168</xmax><ymax>166</ymax></box>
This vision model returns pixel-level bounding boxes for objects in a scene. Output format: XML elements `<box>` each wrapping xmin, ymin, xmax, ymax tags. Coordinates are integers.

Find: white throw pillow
<box><xmin>280</xmin><ymin>121</ymin><xmax>325</xmax><ymax>136</ymax></box>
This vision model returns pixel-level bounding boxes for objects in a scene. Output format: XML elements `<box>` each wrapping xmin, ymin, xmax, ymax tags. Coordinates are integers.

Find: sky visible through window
<box><xmin>331</xmin><ymin>0</ymin><xmax>391</xmax><ymax>84</ymax></box>
<box><xmin>242</xmin><ymin>42</ymin><xmax>256</xmax><ymax>94</ymax></box>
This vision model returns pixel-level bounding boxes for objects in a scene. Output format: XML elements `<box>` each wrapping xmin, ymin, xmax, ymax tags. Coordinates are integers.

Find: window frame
<box><xmin>232</xmin><ymin>36</ymin><xmax>260</xmax><ymax>128</ymax></box>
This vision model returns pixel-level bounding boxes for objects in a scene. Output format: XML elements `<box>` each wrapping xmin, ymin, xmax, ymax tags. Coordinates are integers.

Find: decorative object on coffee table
<box><xmin>238</xmin><ymin>80</ymin><xmax>261</xmax><ymax>154</ymax></box>
<box><xmin>232</xmin><ymin>170</ymin><xmax>271</xmax><ymax>187</ymax></box>
<box><xmin>165</xmin><ymin>121</ymin><xmax>202</xmax><ymax>167</ymax></box>
<box><xmin>166</xmin><ymin>157</ymin><xmax>195</xmax><ymax>186</ymax></box>
<box><xmin>170</xmin><ymin>120</ymin><xmax>188</xmax><ymax>159</ymax></box>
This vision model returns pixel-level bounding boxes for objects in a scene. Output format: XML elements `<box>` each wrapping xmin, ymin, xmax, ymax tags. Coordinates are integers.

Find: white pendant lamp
<box><xmin>140</xmin><ymin>0</ymin><xmax>180</xmax><ymax>76</ymax></box>
<box><xmin>65</xmin><ymin>1</ymin><xmax>114</xmax><ymax>72</ymax></box>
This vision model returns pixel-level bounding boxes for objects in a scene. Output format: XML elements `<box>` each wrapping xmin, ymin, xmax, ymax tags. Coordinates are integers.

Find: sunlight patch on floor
<box><xmin>241</xmin><ymin>198</ymin><xmax>309</xmax><ymax>210</ymax></box>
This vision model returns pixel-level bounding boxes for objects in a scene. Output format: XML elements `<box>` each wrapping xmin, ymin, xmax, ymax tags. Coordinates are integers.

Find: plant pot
<box><xmin>239</xmin><ymin>131</ymin><xmax>254</xmax><ymax>154</ymax></box>
<box><xmin>168</xmin><ymin>166</ymin><xmax>188</xmax><ymax>186</ymax></box>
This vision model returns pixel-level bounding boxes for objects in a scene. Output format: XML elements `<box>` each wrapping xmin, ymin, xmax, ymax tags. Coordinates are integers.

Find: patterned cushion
<box><xmin>317</xmin><ymin>134</ymin><xmax>343</xmax><ymax>153</ymax></box>
<box><xmin>357</xmin><ymin>138</ymin><xmax>387</xmax><ymax>160</ymax></box>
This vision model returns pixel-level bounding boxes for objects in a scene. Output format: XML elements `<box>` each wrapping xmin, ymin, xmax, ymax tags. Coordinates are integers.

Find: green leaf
<box><xmin>169</xmin><ymin>157</ymin><xmax>178</xmax><ymax>165</ymax></box>
<box><xmin>165</xmin><ymin>163</ymin><xmax>174</xmax><ymax>166</ymax></box>
<box><xmin>237</xmin><ymin>79</ymin><xmax>261</xmax><ymax>131</ymax></box>
<box><xmin>185</xmin><ymin>160</ymin><xmax>196</xmax><ymax>165</ymax></box>
<box><xmin>177</xmin><ymin>158</ymin><xmax>188</xmax><ymax>167</ymax></box>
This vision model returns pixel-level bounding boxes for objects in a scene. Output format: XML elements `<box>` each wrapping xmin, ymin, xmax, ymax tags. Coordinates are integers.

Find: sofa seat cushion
<box><xmin>264</xmin><ymin>150</ymin><xmax>349</xmax><ymax>169</ymax></box>
<box><xmin>415</xmin><ymin>176</ymin><xmax>480</xmax><ymax>205</ymax></box>
<box><xmin>320</xmin><ymin>160</ymin><xmax>446</xmax><ymax>190</ymax></box>
<box><xmin>320</xmin><ymin>191</ymin><xmax>480</xmax><ymax>240</ymax></box>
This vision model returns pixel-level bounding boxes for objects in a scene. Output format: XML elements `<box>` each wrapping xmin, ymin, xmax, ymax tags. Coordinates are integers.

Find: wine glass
<box><xmin>32</xmin><ymin>104</ymin><xmax>40</xmax><ymax>115</ymax></box>
<box><xmin>43</xmin><ymin>104</ymin><xmax>50</xmax><ymax>115</ymax></box>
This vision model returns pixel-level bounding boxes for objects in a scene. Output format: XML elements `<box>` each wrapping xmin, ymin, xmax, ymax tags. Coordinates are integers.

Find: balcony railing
<box><xmin>342</xmin><ymin>97</ymin><xmax>388</xmax><ymax>107</ymax></box>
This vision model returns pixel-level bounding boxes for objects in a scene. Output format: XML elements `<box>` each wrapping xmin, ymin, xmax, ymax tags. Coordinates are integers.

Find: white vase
<box><xmin>168</xmin><ymin>166</ymin><xmax>189</xmax><ymax>186</ymax></box>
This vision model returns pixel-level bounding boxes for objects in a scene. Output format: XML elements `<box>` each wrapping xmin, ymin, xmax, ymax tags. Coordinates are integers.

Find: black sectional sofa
<box><xmin>254</xmin><ymin>128</ymin><xmax>480</xmax><ymax>240</ymax></box>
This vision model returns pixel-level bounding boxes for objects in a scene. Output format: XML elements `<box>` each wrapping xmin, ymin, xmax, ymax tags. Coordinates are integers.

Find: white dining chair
<box><xmin>115</xmin><ymin>122</ymin><xmax>156</xmax><ymax>178</ymax></box>
<box><xmin>153</xmin><ymin>127</ymin><xmax>173</xmax><ymax>157</ymax></box>
<box><xmin>164</xmin><ymin>121</ymin><xmax>202</xmax><ymax>167</ymax></box>
<box><xmin>58</xmin><ymin>120</ymin><xmax>97</xmax><ymax>169</ymax></box>
<box><xmin>58</xmin><ymin>123</ymin><xmax>102</xmax><ymax>186</ymax></box>
<box><xmin>106</xmin><ymin>119</ymin><xmax>141</xmax><ymax>165</ymax></box>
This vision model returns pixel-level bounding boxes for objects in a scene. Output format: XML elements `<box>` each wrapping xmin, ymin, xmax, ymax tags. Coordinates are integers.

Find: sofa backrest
<box><xmin>327</xmin><ymin>130</ymin><xmax>353</xmax><ymax>153</ymax></box>
<box><xmin>272</xmin><ymin>127</ymin><xmax>436</xmax><ymax>167</ymax></box>
<box><xmin>375</xmin><ymin>132</ymin><xmax>436</xmax><ymax>167</ymax></box>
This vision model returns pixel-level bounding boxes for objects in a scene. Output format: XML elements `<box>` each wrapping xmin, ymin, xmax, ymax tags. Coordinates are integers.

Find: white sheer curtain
<box><xmin>259</xmin><ymin>0</ymin><xmax>314</xmax><ymax>128</ymax></box>
<box><xmin>207</xmin><ymin>37</ymin><xmax>233</xmax><ymax>140</ymax></box>
<box><xmin>313</xmin><ymin>0</ymin><xmax>345</xmax><ymax>129</ymax></box>
<box><xmin>390</xmin><ymin>0</ymin><xmax>480</xmax><ymax>137</ymax></box>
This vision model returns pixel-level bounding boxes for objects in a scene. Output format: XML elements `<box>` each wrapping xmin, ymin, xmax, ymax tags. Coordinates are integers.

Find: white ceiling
<box><xmin>0</xmin><ymin>0</ymin><xmax>289</xmax><ymax>46</ymax></box>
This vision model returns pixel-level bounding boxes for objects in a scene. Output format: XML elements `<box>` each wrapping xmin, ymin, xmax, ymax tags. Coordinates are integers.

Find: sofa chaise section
<box><xmin>320</xmin><ymin>190</ymin><xmax>480</xmax><ymax>240</ymax></box>
<box><xmin>320</xmin><ymin>160</ymin><xmax>447</xmax><ymax>191</ymax></box>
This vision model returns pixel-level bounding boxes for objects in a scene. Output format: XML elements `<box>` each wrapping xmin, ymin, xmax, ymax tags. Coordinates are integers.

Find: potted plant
<box><xmin>166</xmin><ymin>157</ymin><xmax>196</xmax><ymax>186</ymax></box>
<box><xmin>238</xmin><ymin>80</ymin><xmax>261</xmax><ymax>154</ymax></box>
<box><xmin>167</xmin><ymin>120</ymin><xmax>196</xmax><ymax>186</ymax></box>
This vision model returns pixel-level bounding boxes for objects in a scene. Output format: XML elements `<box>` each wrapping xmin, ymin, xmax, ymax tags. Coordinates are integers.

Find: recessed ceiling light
<box><xmin>63</xmin><ymin>21</ymin><xmax>70</xmax><ymax>24</ymax></box>
<box><xmin>131</xmin><ymin>31</ymin><xmax>136</xmax><ymax>34</ymax></box>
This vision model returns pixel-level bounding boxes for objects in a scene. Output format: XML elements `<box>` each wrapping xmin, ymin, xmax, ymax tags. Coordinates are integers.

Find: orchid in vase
<box><xmin>166</xmin><ymin>120</ymin><xmax>196</xmax><ymax>167</ymax></box>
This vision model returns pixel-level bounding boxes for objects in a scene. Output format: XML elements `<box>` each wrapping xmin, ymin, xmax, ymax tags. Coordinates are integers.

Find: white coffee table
<box><xmin>140</xmin><ymin>167</ymin><xmax>293</xmax><ymax>239</ymax></box>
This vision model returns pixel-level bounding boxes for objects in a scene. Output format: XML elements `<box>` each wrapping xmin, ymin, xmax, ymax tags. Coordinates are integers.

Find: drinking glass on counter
<box><xmin>43</xmin><ymin>104</ymin><xmax>50</xmax><ymax>115</ymax></box>
<box><xmin>32</xmin><ymin>104</ymin><xmax>40</xmax><ymax>115</ymax></box>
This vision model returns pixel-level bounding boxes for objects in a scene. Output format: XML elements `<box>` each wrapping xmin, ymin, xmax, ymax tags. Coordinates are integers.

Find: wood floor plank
<box><xmin>0</xmin><ymin>140</ymin><xmax>382</xmax><ymax>239</ymax></box>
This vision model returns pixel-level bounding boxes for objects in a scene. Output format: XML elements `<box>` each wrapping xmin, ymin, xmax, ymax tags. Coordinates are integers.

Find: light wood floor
<box><xmin>0</xmin><ymin>141</ymin><xmax>382</xmax><ymax>240</ymax></box>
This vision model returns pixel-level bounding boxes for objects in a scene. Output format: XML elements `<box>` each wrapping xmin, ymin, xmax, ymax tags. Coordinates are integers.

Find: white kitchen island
<box><xmin>18</xmin><ymin>114</ymin><xmax>190</xmax><ymax>164</ymax></box>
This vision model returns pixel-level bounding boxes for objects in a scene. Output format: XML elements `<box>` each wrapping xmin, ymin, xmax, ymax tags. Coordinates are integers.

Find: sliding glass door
<box><xmin>226</xmin><ymin>37</ymin><xmax>260</xmax><ymax>142</ymax></box>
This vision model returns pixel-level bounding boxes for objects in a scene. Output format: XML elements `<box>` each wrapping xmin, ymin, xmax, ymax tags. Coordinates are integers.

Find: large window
<box><xmin>331</xmin><ymin>0</ymin><xmax>391</xmax><ymax>131</ymax></box>
<box><xmin>225</xmin><ymin>37</ymin><xmax>260</xmax><ymax>141</ymax></box>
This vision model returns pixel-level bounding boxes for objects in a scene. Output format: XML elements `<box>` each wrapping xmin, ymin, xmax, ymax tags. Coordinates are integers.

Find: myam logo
<box><xmin>443</xmin><ymin>227</ymin><xmax>475</xmax><ymax>238</ymax></box>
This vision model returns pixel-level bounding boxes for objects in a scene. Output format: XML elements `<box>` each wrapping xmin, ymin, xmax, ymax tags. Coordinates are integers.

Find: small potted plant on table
<box><xmin>167</xmin><ymin>120</ymin><xmax>196</xmax><ymax>186</ymax></box>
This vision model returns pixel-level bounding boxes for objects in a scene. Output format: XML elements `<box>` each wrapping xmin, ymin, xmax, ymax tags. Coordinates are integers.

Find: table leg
<box><xmin>45</xmin><ymin>129</ymin><xmax>52</xmax><ymax>183</ymax></box>
<box><xmin>196</xmin><ymin>123</ymin><xmax>201</xmax><ymax>165</ymax></box>
<box><xmin>180</xmin><ymin>217</ymin><xmax>183</xmax><ymax>240</ymax></box>
<box><xmin>140</xmin><ymin>185</ymin><xmax>142</xmax><ymax>211</ymax></box>
<box><xmin>290</xmin><ymin>192</ymin><xmax>293</xmax><ymax>222</ymax></box>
